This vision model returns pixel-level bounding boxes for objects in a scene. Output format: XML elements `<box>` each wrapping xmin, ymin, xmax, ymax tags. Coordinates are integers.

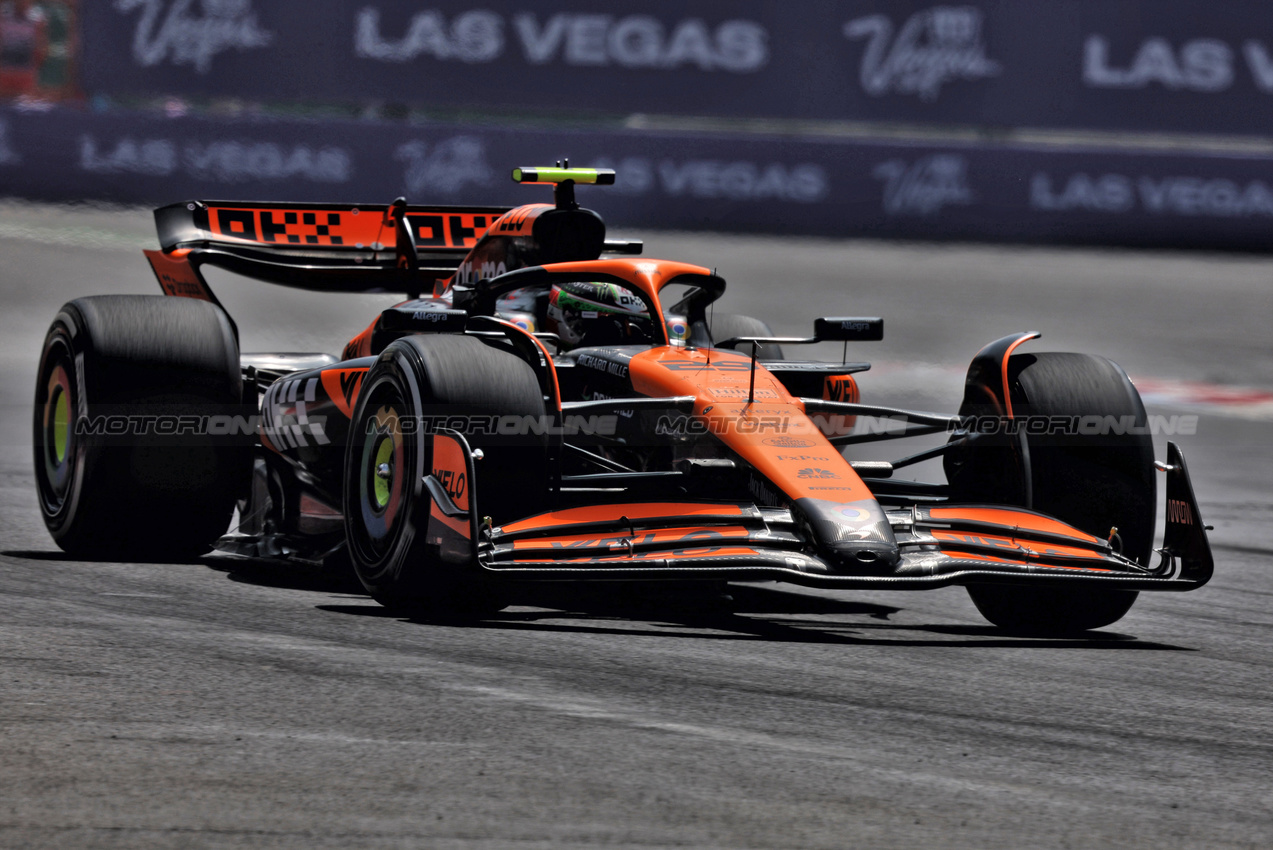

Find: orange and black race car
<box><xmin>33</xmin><ymin>166</ymin><xmax>1213</xmax><ymax>634</ymax></box>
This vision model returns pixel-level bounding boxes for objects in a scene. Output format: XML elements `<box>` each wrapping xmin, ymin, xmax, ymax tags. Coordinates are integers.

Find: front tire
<box><xmin>344</xmin><ymin>334</ymin><xmax>548</xmax><ymax>616</ymax></box>
<box><xmin>33</xmin><ymin>296</ymin><xmax>249</xmax><ymax>559</ymax></box>
<box><xmin>947</xmin><ymin>352</ymin><xmax>1155</xmax><ymax>634</ymax></box>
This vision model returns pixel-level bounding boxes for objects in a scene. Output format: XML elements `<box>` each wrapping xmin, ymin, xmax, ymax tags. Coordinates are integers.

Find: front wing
<box><xmin>424</xmin><ymin>434</ymin><xmax>1212</xmax><ymax>592</ymax></box>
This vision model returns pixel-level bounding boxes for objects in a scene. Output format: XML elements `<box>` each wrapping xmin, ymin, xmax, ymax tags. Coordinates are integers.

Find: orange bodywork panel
<box><xmin>342</xmin><ymin>319</ymin><xmax>377</xmax><ymax>361</ymax></box>
<box><xmin>627</xmin><ymin>346</ymin><xmax>872</xmax><ymax>504</ymax></box>
<box><xmin>511</xmin><ymin>524</ymin><xmax>754</xmax><ymax>553</ymax></box>
<box><xmin>438</xmin><ymin>203</ymin><xmax>554</xmax><ymax>295</ymax></box>
<box><xmin>483</xmin><ymin>203</ymin><xmax>552</xmax><ymax>239</ymax></box>
<box><xmin>499</xmin><ymin>502</ymin><xmax>749</xmax><ymax>534</ymax></box>
<box><xmin>144</xmin><ymin>248</ymin><xmax>214</xmax><ymax>302</ymax></box>
<box><xmin>1000</xmin><ymin>332</ymin><xmax>1040</xmax><ymax>418</ymax></box>
<box><xmin>930</xmin><ymin>530</ymin><xmax>1113</xmax><ymax>565</ymax></box>
<box><xmin>514</xmin><ymin>546</ymin><xmax>765</xmax><ymax>565</ymax></box>
<box><xmin>928</xmin><ymin>506</ymin><xmax>1105</xmax><ymax>546</ymax></box>
<box><xmin>431</xmin><ymin>433</ymin><xmax>471</xmax><ymax>512</ymax></box>
<box><xmin>319</xmin><ymin>366</ymin><xmax>368</xmax><ymax>419</ymax></box>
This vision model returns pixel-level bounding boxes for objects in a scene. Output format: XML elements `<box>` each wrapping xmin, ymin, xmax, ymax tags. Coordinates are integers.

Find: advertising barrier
<box><xmin>79</xmin><ymin>1</ymin><xmax>1273</xmax><ymax>137</ymax></box>
<box><xmin>2</xmin><ymin>105</ymin><xmax>1271</xmax><ymax>252</ymax></box>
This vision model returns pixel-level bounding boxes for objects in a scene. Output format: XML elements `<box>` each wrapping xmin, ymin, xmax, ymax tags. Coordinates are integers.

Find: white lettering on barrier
<box><xmin>1083</xmin><ymin>35</ymin><xmax>1232</xmax><ymax>91</ymax></box>
<box><xmin>355</xmin><ymin>8</ymin><xmax>503</xmax><ymax>63</ymax></box>
<box><xmin>1030</xmin><ymin>173</ymin><xmax>1135</xmax><ymax>213</ymax></box>
<box><xmin>584</xmin><ymin>156</ymin><xmax>825</xmax><ymax>202</ymax></box>
<box><xmin>1085</xmin><ymin>35</ymin><xmax>1273</xmax><ymax>94</ymax></box>
<box><xmin>873</xmin><ymin>154</ymin><xmax>973</xmax><ymax>216</ymax></box>
<box><xmin>844</xmin><ymin>6</ymin><xmax>1001</xmax><ymax>101</ymax></box>
<box><xmin>396</xmin><ymin>137</ymin><xmax>494</xmax><ymax>195</ymax></box>
<box><xmin>353</xmin><ymin>8</ymin><xmax>767</xmax><ymax>73</ymax></box>
<box><xmin>115</xmin><ymin>0</ymin><xmax>273</xmax><ymax>74</ymax></box>
<box><xmin>513</xmin><ymin>14</ymin><xmax>767</xmax><ymax>72</ymax></box>
<box><xmin>184</xmin><ymin>142</ymin><xmax>350</xmax><ymax>183</ymax></box>
<box><xmin>79</xmin><ymin>133</ymin><xmax>350</xmax><ymax>182</ymax></box>
<box><xmin>1031</xmin><ymin>171</ymin><xmax>1273</xmax><ymax>218</ymax></box>
<box><xmin>1244</xmin><ymin>41</ymin><xmax>1273</xmax><ymax>92</ymax></box>
<box><xmin>80</xmin><ymin>135</ymin><xmax>177</xmax><ymax>175</ymax></box>
<box><xmin>657</xmin><ymin>160</ymin><xmax>827</xmax><ymax>202</ymax></box>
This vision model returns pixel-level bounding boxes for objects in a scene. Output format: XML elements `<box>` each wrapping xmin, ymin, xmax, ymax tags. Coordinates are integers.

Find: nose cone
<box><xmin>796</xmin><ymin>498</ymin><xmax>900</xmax><ymax>569</ymax></box>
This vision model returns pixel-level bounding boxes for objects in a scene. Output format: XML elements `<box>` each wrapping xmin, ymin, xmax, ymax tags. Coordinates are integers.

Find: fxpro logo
<box><xmin>356</xmin><ymin>9</ymin><xmax>768</xmax><ymax>73</ymax></box>
<box><xmin>873</xmin><ymin>154</ymin><xmax>973</xmax><ymax>216</ymax></box>
<box><xmin>844</xmin><ymin>5</ymin><xmax>1001</xmax><ymax>101</ymax></box>
<box><xmin>114</xmin><ymin>0</ymin><xmax>273</xmax><ymax>74</ymax></box>
<box><xmin>396</xmin><ymin>137</ymin><xmax>494</xmax><ymax>195</ymax></box>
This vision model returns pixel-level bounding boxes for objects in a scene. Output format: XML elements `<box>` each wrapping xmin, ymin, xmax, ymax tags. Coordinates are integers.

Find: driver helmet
<box><xmin>546</xmin><ymin>281</ymin><xmax>652</xmax><ymax>347</ymax></box>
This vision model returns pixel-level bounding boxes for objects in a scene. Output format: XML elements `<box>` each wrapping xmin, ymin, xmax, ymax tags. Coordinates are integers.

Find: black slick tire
<box><xmin>33</xmin><ymin>295</ymin><xmax>249</xmax><ymax>559</ymax></box>
<box><xmin>343</xmin><ymin>334</ymin><xmax>548</xmax><ymax>617</ymax></box>
<box><xmin>947</xmin><ymin>352</ymin><xmax>1155</xmax><ymax>634</ymax></box>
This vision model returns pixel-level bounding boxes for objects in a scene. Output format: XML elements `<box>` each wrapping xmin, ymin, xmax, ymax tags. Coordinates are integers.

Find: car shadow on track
<box><xmin>210</xmin><ymin>557</ymin><xmax>365</xmax><ymax>594</ymax></box>
<box><xmin>316</xmin><ymin>582</ymin><xmax>1194</xmax><ymax>651</ymax></box>
<box><xmin>2</xmin><ymin>549</ymin><xmax>207</xmax><ymax>565</ymax></box>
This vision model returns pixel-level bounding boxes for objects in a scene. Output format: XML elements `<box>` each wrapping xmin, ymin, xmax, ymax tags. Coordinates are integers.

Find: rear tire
<box><xmin>344</xmin><ymin>334</ymin><xmax>548</xmax><ymax>616</ymax></box>
<box><xmin>33</xmin><ymin>296</ymin><xmax>249</xmax><ymax>559</ymax></box>
<box><xmin>947</xmin><ymin>352</ymin><xmax>1154</xmax><ymax>634</ymax></box>
<box><xmin>709</xmin><ymin>314</ymin><xmax>785</xmax><ymax>360</ymax></box>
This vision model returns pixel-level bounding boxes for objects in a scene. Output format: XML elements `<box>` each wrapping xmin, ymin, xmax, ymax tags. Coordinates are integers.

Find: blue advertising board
<box><xmin>79</xmin><ymin>1</ymin><xmax>1273</xmax><ymax>137</ymax></box>
<box><xmin>2</xmin><ymin>105</ymin><xmax>1271</xmax><ymax>252</ymax></box>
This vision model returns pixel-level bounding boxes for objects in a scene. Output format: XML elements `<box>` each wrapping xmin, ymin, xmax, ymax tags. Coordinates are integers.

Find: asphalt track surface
<box><xmin>1</xmin><ymin>201</ymin><xmax>1271</xmax><ymax>849</ymax></box>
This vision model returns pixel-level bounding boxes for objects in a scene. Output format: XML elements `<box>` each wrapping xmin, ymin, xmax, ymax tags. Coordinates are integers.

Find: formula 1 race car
<box><xmin>33</xmin><ymin>166</ymin><xmax>1214</xmax><ymax>634</ymax></box>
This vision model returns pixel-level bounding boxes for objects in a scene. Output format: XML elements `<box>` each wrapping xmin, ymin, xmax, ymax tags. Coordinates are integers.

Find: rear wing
<box><xmin>145</xmin><ymin>168</ymin><xmax>641</xmax><ymax>306</ymax></box>
<box><xmin>146</xmin><ymin>199</ymin><xmax>512</xmax><ymax>302</ymax></box>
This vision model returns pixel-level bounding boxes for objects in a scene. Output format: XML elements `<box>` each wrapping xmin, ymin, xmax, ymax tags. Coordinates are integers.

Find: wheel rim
<box><xmin>39</xmin><ymin>358</ymin><xmax>75</xmax><ymax>506</ymax></box>
<box><xmin>356</xmin><ymin>401</ymin><xmax>407</xmax><ymax>556</ymax></box>
<box><xmin>371</xmin><ymin>435</ymin><xmax>394</xmax><ymax>510</ymax></box>
<box><xmin>52</xmin><ymin>387</ymin><xmax>69</xmax><ymax>462</ymax></box>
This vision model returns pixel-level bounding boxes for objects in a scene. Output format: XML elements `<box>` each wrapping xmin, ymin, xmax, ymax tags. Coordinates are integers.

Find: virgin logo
<box><xmin>396</xmin><ymin>137</ymin><xmax>494</xmax><ymax>196</ymax></box>
<box><xmin>844</xmin><ymin>6</ymin><xmax>1001</xmax><ymax>101</ymax></box>
<box><xmin>873</xmin><ymin>155</ymin><xmax>973</xmax><ymax>216</ymax></box>
<box><xmin>114</xmin><ymin>0</ymin><xmax>273</xmax><ymax>74</ymax></box>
